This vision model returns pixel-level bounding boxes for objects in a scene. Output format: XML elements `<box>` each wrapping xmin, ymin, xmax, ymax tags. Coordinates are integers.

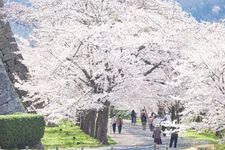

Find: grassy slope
<box><xmin>42</xmin><ymin>121</ymin><xmax>115</xmax><ymax>149</ymax></box>
<box><xmin>181</xmin><ymin>130</ymin><xmax>225</xmax><ymax>150</ymax></box>
<box><xmin>181</xmin><ymin>130</ymin><xmax>219</xmax><ymax>143</ymax></box>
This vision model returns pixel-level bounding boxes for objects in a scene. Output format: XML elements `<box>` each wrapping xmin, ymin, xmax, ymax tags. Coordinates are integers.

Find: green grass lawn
<box><xmin>181</xmin><ymin>129</ymin><xmax>225</xmax><ymax>150</ymax></box>
<box><xmin>42</xmin><ymin>121</ymin><xmax>115</xmax><ymax>149</ymax></box>
<box><xmin>181</xmin><ymin>129</ymin><xmax>219</xmax><ymax>142</ymax></box>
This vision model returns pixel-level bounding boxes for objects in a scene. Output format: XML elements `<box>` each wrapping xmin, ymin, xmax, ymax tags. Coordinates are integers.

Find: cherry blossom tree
<box><xmin>173</xmin><ymin>22</ymin><xmax>225</xmax><ymax>132</ymax></box>
<box><xmin>9</xmin><ymin>0</ymin><xmax>183</xmax><ymax>116</ymax></box>
<box><xmin>4</xmin><ymin>0</ymin><xmax>225</xmax><ymax>138</ymax></box>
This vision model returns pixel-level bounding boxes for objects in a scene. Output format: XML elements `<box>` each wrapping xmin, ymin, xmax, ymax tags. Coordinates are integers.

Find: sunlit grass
<box><xmin>181</xmin><ymin>129</ymin><xmax>225</xmax><ymax>150</ymax></box>
<box><xmin>42</xmin><ymin>121</ymin><xmax>115</xmax><ymax>149</ymax></box>
<box><xmin>108</xmin><ymin>136</ymin><xmax>117</xmax><ymax>145</ymax></box>
<box><xmin>181</xmin><ymin>129</ymin><xmax>219</xmax><ymax>143</ymax></box>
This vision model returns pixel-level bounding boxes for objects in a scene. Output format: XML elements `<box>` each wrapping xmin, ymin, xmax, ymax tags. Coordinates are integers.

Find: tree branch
<box><xmin>144</xmin><ymin>61</ymin><xmax>162</xmax><ymax>76</ymax></box>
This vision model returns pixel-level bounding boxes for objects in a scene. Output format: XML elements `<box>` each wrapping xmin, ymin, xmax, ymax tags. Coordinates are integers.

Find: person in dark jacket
<box><xmin>131</xmin><ymin>110</ymin><xmax>136</xmax><ymax>126</ymax></box>
<box><xmin>141</xmin><ymin>112</ymin><xmax>147</xmax><ymax>131</ymax></box>
<box><xmin>169</xmin><ymin>127</ymin><xmax>179</xmax><ymax>148</ymax></box>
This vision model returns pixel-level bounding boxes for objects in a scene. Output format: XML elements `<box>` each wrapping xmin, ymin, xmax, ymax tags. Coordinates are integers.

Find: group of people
<box><xmin>131</xmin><ymin>109</ymin><xmax>155</xmax><ymax>131</ymax></box>
<box><xmin>111</xmin><ymin>109</ymin><xmax>179</xmax><ymax>148</ymax></box>
<box><xmin>111</xmin><ymin>114</ymin><xmax>123</xmax><ymax>134</ymax></box>
<box><xmin>130</xmin><ymin>109</ymin><xmax>179</xmax><ymax>148</ymax></box>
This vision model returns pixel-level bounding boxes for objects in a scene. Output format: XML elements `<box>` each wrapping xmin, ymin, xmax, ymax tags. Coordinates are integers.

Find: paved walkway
<box><xmin>70</xmin><ymin>120</ymin><xmax>206</xmax><ymax>150</ymax></box>
<box><xmin>107</xmin><ymin>120</ymin><xmax>205</xmax><ymax>150</ymax></box>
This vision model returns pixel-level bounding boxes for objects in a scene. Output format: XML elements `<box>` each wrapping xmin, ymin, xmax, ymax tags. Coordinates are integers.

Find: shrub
<box><xmin>0</xmin><ymin>113</ymin><xmax>45</xmax><ymax>149</ymax></box>
<box><xmin>109</xmin><ymin>106</ymin><xmax>130</xmax><ymax>119</ymax></box>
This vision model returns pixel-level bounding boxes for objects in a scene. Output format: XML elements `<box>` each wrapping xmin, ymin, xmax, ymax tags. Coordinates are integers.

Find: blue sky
<box><xmin>7</xmin><ymin>0</ymin><xmax>31</xmax><ymax>6</ymax></box>
<box><xmin>8</xmin><ymin>0</ymin><xmax>225</xmax><ymax>38</ymax></box>
<box><xmin>176</xmin><ymin>0</ymin><xmax>225</xmax><ymax>22</ymax></box>
<box><xmin>8</xmin><ymin>0</ymin><xmax>225</xmax><ymax>22</ymax></box>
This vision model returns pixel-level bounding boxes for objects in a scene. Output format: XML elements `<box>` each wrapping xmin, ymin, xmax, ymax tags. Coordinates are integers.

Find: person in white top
<box><xmin>111</xmin><ymin>115</ymin><xmax>117</xmax><ymax>134</ymax></box>
<box><xmin>163</xmin><ymin>113</ymin><xmax>171</xmax><ymax>122</ymax></box>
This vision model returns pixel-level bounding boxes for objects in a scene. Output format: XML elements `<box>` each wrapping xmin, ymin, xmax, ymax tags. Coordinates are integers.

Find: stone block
<box><xmin>8</xmin><ymin>66</ymin><xmax>15</xmax><ymax>73</ymax></box>
<box><xmin>0</xmin><ymin>51</ymin><xmax>3</xmax><ymax>58</ymax></box>
<box><xmin>3</xmin><ymin>62</ymin><xmax>8</xmax><ymax>72</ymax></box>
<box><xmin>0</xmin><ymin>104</ymin><xmax>9</xmax><ymax>115</ymax></box>
<box><xmin>0</xmin><ymin>36</ymin><xmax>8</xmax><ymax>44</ymax></box>
<box><xmin>1</xmin><ymin>46</ymin><xmax>10</xmax><ymax>55</ymax></box>
<box><xmin>0</xmin><ymin>93</ymin><xmax>9</xmax><ymax>105</ymax></box>
<box><xmin>0</xmin><ymin>14</ymin><xmax>4</xmax><ymax>20</ymax></box>
<box><xmin>8</xmin><ymin>37</ymin><xmax>16</xmax><ymax>42</ymax></box>
<box><xmin>0</xmin><ymin>74</ymin><xmax>10</xmax><ymax>106</ymax></box>
<box><xmin>2</xmin><ymin>53</ymin><xmax>11</xmax><ymax>61</ymax></box>
<box><xmin>0</xmin><ymin>41</ymin><xmax>10</xmax><ymax>50</ymax></box>
<box><xmin>5</xmin><ymin>22</ymin><xmax>12</xmax><ymax>32</ymax></box>
<box><xmin>0</xmin><ymin>62</ymin><xmax>25</xmax><ymax>114</ymax></box>
<box><xmin>6</xmin><ymin>59</ymin><xmax>15</xmax><ymax>67</ymax></box>
<box><xmin>8</xmin><ymin>97</ymin><xmax>20</xmax><ymax>111</ymax></box>
<box><xmin>3</xmin><ymin>53</ymin><xmax>16</xmax><ymax>61</ymax></box>
<box><xmin>0</xmin><ymin>0</ymin><xmax>4</xmax><ymax>7</ymax></box>
<box><xmin>10</xmin><ymin>42</ymin><xmax>18</xmax><ymax>52</ymax></box>
<box><xmin>0</xmin><ymin>27</ymin><xmax>6</xmax><ymax>35</ymax></box>
<box><xmin>0</xmin><ymin>20</ymin><xmax>6</xmax><ymax>27</ymax></box>
<box><xmin>0</xmin><ymin>25</ymin><xmax>3</xmax><ymax>29</ymax></box>
<box><xmin>0</xmin><ymin>21</ymin><xmax>4</xmax><ymax>29</ymax></box>
<box><xmin>16</xmin><ymin>53</ymin><xmax>23</xmax><ymax>60</ymax></box>
<box><xmin>5</xmin><ymin>31</ymin><xmax>13</xmax><ymax>39</ymax></box>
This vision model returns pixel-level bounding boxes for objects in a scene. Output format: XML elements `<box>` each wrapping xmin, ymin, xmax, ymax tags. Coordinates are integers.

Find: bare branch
<box><xmin>144</xmin><ymin>61</ymin><xmax>162</xmax><ymax>76</ymax></box>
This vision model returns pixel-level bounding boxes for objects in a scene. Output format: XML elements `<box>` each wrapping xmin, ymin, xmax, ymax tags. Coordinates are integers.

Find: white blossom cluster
<box><xmin>5</xmin><ymin>0</ymin><xmax>225</xmax><ymax>130</ymax></box>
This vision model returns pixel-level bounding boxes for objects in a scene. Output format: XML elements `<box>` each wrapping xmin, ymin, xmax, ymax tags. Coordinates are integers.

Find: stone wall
<box><xmin>0</xmin><ymin>20</ymin><xmax>18</xmax><ymax>80</ymax></box>
<box><xmin>0</xmin><ymin>0</ymin><xmax>25</xmax><ymax>114</ymax></box>
<box><xmin>0</xmin><ymin>61</ymin><xmax>25</xmax><ymax>114</ymax></box>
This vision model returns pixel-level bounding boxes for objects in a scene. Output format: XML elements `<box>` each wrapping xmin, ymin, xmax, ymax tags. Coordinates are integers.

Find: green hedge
<box><xmin>0</xmin><ymin>113</ymin><xmax>45</xmax><ymax>149</ymax></box>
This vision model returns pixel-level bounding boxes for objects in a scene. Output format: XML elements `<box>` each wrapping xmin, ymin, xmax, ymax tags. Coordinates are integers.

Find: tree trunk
<box><xmin>79</xmin><ymin>84</ymin><xmax>110</xmax><ymax>143</ymax></box>
<box><xmin>95</xmin><ymin>101</ymin><xmax>110</xmax><ymax>144</ymax></box>
<box><xmin>95</xmin><ymin>112</ymin><xmax>99</xmax><ymax>139</ymax></box>
<box><xmin>85</xmin><ymin>109</ymin><xmax>97</xmax><ymax>136</ymax></box>
<box><xmin>168</xmin><ymin>100</ymin><xmax>184</xmax><ymax>123</ymax></box>
<box><xmin>80</xmin><ymin>111</ymin><xmax>87</xmax><ymax>131</ymax></box>
<box><xmin>80</xmin><ymin>114</ymin><xmax>84</xmax><ymax>130</ymax></box>
<box><xmin>84</xmin><ymin>112</ymin><xmax>89</xmax><ymax>134</ymax></box>
<box><xmin>80</xmin><ymin>109</ymin><xmax>97</xmax><ymax>137</ymax></box>
<box><xmin>89</xmin><ymin>110</ymin><xmax>97</xmax><ymax>137</ymax></box>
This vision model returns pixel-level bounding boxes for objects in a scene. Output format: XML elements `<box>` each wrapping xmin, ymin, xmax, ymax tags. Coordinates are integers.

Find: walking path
<box><xmin>107</xmin><ymin>120</ymin><xmax>205</xmax><ymax>150</ymax></box>
<box><xmin>71</xmin><ymin>120</ymin><xmax>207</xmax><ymax>150</ymax></box>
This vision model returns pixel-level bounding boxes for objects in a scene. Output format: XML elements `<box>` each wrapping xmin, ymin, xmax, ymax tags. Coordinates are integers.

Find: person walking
<box><xmin>153</xmin><ymin>124</ymin><xmax>162</xmax><ymax>145</ymax></box>
<box><xmin>141</xmin><ymin>111</ymin><xmax>147</xmax><ymax>131</ymax></box>
<box><xmin>151</xmin><ymin>111</ymin><xmax>156</xmax><ymax>117</ymax></box>
<box><xmin>156</xmin><ymin>115</ymin><xmax>162</xmax><ymax>125</ymax></box>
<box><xmin>117</xmin><ymin>115</ymin><xmax>123</xmax><ymax>134</ymax></box>
<box><xmin>111</xmin><ymin>114</ymin><xmax>117</xmax><ymax>134</ymax></box>
<box><xmin>169</xmin><ymin>126</ymin><xmax>179</xmax><ymax>148</ymax></box>
<box><xmin>149</xmin><ymin>115</ymin><xmax>154</xmax><ymax>131</ymax></box>
<box><xmin>131</xmin><ymin>110</ymin><xmax>136</xmax><ymax>126</ymax></box>
<box><xmin>141</xmin><ymin>109</ymin><xmax>146</xmax><ymax>116</ymax></box>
